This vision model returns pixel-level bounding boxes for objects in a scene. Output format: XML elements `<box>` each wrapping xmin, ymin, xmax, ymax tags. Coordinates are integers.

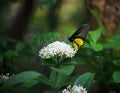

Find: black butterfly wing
<box><xmin>69</xmin><ymin>23</ymin><xmax>91</xmax><ymax>42</ymax></box>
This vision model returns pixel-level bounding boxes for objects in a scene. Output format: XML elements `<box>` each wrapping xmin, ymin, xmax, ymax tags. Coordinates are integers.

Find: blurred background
<box><xmin>0</xmin><ymin>0</ymin><xmax>120</xmax><ymax>93</ymax></box>
<box><xmin>0</xmin><ymin>0</ymin><xmax>90</xmax><ymax>74</ymax></box>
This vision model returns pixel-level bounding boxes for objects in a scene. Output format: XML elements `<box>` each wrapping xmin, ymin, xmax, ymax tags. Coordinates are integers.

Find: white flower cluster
<box><xmin>0</xmin><ymin>73</ymin><xmax>10</xmax><ymax>81</ymax></box>
<box><xmin>39</xmin><ymin>41</ymin><xmax>76</xmax><ymax>59</ymax></box>
<box><xmin>0</xmin><ymin>73</ymin><xmax>14</xmax><ymax>84</ymax></box>
<box><xmin>62</xmin><ymin>85</ymin><xmax>87</xmax><ymax>93</ymax></box>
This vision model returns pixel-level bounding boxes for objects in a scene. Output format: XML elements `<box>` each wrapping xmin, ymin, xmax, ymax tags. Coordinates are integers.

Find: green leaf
<box><xmin>89</xmin><ymin>29</ymin><xmax>101</xmax><ymax>43</ymax></box>
<box><xmin>21</xmin><ymin>80</ymin><xmax>39</xmax><ymax>88</ymax></box>
<box><xmin>37</xmin><ymin>74</ymin><xmax>51</xmax><ymax>86</ymax></box>
<box><xmin>49</xmin><ymin>71</ymin><xmax>69</xmax><ymax>88</ymax></box>
<box><xmin>5</xmin><ymin>50</ymin><xmax>18</xmax><ymax>58</ymax></box>
<box><xmin>16</xmin><ymin>42</ymin><xmax>25</xmax><ymax>52</ymax></box>
<box><xmin>74</xmin><ymin>73</ymin><xmax>95</xmax><ymax>89</ymax></box>
<box><xmin>103</xmin><ymin>41</ymin><xmax>120</xmax><ymax>48</ymax></box>
<box><xmin>49</xmin><ymin>71</ymin><xmax>57</xmax><ymax>87</ymax></box>
<box><xmin>90</xmin><ymin>10</ymin><xmax>108</xmax><ymax>38</ymax></box>
<box><xmin>42</xmin><ymin>59</ymin><xmax>56</xmax><ymax>66</ymax></box>
<box><xmin>115</xmin><ymin>25</ymin><xmax>120</xmax><ymax>34</ymax></box>
<box><xmin>55</xmin><ymin>73</ymin><xmax>67</xmax><ymax>88</ymax></box>
<box><xmin>90</xmin><ymin>10</ymin><xmax>99</xmax><ymax>20</ymax></box>
<box><xmin>103</xmin><ymin>36</ymin><xmax>120</xmax><ymax>48</ymax></box>
<box><xmin>63</xmin><ymin>76</ymin><xmax>78</xmax><ymax>85</ymax></box>
<box><xmin>50</xmin><ymin>65</ymin><xmax>74</xmax><ymax>75</ymax></box>
<box><xmin>83</xmin><ymin>42</ymin><xmax>91</xmax><ymax>49</ymax></box>
<box><xmin>90</xmin><ymin>42</ymin><xmax>103</xmax><ymax>51</ymax></box>
<box><xmin>113</xmin><ymin>71</ymin><xmax>120</xmax><ymax>83</ymax></box>
<box><xmin>1</xmin><ymin>71</ymin><xmax>42</xmax><ymax>89</ymax></box>
<box><xmin>113</xmin><ymin>60</ymin><xmax>120</xmax><ymax>66</ymax></box>
<box><xmin>61</xmin><ymin>60</ymin><xmax>77</xmax><ymax>65</ymax></box>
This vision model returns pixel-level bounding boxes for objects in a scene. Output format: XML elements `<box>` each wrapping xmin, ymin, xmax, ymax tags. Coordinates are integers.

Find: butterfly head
<box><xmin>68</xmin><ymin>37</ymin><xmax>74</xmax><ymax>42</ymax></box>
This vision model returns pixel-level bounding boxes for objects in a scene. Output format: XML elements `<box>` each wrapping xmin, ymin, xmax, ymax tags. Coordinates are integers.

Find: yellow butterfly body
<box><xmin>73</xmin><ymin>38</ymin><xmax>84</xmax><ymax>50</ymax></box>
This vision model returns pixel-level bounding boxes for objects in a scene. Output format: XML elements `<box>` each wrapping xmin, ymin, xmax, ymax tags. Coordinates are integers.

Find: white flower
<box><xmin>0</xmin><ymin>73</ymin><xmax>14</xmax><ymax>84</ymax></box>
<box><xmin>62</xmin><ymin>89</ymin><xmax>70</xmax><ymax>93</ymax></box>
<box><xmin>72</xmin><ymin>85</ymin><xmax>87</xmax><ymax>93</ymax></box>
<box><xmin>39</xmin><ymin>41</ymin><xmax>76</xmax><ymax>59</ymax></box>
<box><xmin>0</xmin><ymin>73</ymin><xmax>9</xmax><ymax>81</ymax></box>
<box><xmin>62</xmin><ymin>85</ymin><xmax>87</xmax><ymax>93</ymax></box>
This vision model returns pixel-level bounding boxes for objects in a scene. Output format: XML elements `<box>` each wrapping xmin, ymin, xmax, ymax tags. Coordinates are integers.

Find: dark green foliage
<box><xmin>74</xmin><ymin>73</ymin><xmax>95</xmax><ymax>89</ymax></box>
<box><xmin>0</xmin><ymin>0</ymin><xmax>120</xmax><ymax>93</ymax></box>
<box><xmin>74</xmin><ymin>11</ymin><xmax>120</xmax><ymax>92</ymax></box>
<box><xmin>113</xmin><ymin>71</ymin><xmax>120</xmax><ymax>83</ymax></box>
<box><xmin>38</xmin><ymin>0</ymin><xmax>57</xmax><ymax>8</ymax></box>
<box><xmin>1</xmin><ymin>71</ymin><xmax>42</xmax><ymax>89</ymax></box>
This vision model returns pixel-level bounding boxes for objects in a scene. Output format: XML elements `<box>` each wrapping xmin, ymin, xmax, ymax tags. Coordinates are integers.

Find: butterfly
<box><xmin>68</xmin><ymin>24</ymin><xmax>91</xmax><ymax>50</ymax></box>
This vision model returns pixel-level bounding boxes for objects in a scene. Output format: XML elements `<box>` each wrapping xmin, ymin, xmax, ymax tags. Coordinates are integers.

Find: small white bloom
<box><xmin>39</xmin><ymin>41</ymin><xmax>76</xmax><ymax>59</ymax></box>
<box><xmin>62</xmin><ymin>85</ymin><xmax>87</xmax><ymax>93</ymax></box>
<box><xmin>72</xmin><ymin>85</ymin><xmax>87</xmax><ymax>93</ymax></box>
<box><xmin>0</xmin><ymin>74</ymin><xmax>9</xmax><ymax>81</ymax></box>
<box><xmin>0</xmin><ymin>73</ymin><xmax>14</xmax><ymax>84</ymax></box>
<box><xmin>62</xmin><ymin>89</ymin><xmax>70</xmax><ymax>93</ymax></box>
